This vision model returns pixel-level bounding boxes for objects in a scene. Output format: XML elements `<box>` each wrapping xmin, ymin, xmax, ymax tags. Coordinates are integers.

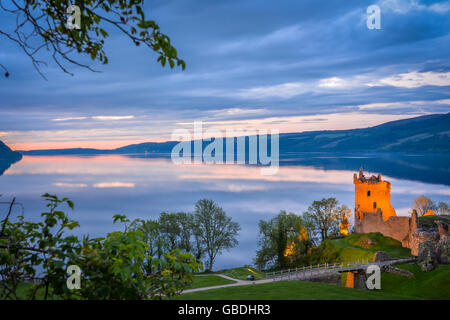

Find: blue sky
<box><xmin>0</xmin><ymin>0</ymin><xmax>449</xmax><ymax>150</ymax></box>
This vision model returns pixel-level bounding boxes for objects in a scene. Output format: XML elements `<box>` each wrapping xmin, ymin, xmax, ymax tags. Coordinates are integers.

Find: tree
<box><xmin>0</xmin><ymin>194</ymin><xmax>80</xmax><ymax>299</ymax></box>
<box><xmin>176</xmin><ymin>212</ymin><xmax>195</xmax><ymax>253</ymax></box>
<box><xmin>193</xmin><ymin>199</ymin><xmax>240</xmax><ymax>271</ymax></box>
<box><xmin>303</xmin><ymin>198</ymin><xmax>348</xmax><ymax>242</ymax></box>
<box><xmin>130</xmin><ymin>211</ymin><xmax>204</xmax><ymax>266</ymax></box>
<box><xmin>0</xmin><ymin>195</ymin><xmax>202</xmax><ymax>300</ymax></box>
<box><xmin>336</xmin><ymin>205</ymin><xmax>352</xmax><ymax>236</ymax></box>
<box><xmin>412</xmin><ymin>195</ymin><xmax>437</xmax><ymax>216</ymax></box>
<box><xmin>0</xmin><ymin>0</ymin><xmax>185</xmax><ymax>78</ymax></box>
<box><xmin>129</xmin><ymin>218</ymin><xmax>164</xmax><ymax>273</ymax></box>
<box><xmin>255</xmin><ymin>211</ymin><xmax>311</xmax><ymax>270</ymax></box>
<box><xmin>159</xmin><ymin>212</ymin><xmax>182</xmax><ymax>251</ymax></box>
<box><xmin>437</xmin><ymin>202</ymin><xmax>450</xmax><ymax>215</ymax></box>
<box><xmin>77</xmin><ymin>215</ymin><xmax>202</xmax><ymax>300</ymax></box>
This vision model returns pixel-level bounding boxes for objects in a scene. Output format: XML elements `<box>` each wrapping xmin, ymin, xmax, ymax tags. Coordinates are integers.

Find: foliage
<box><xmin>125</xmin><ymin>199</ymin><xmax>240</xmax><ymax>272</ymax></box>
<box><xmin>411</xmin><ymin>195</ymin><xmax>449</xmax><ymax>216</ymax></box>
<box><xmin>418</xmin><ymin>214</ymin><xmax>450</xmax><ymax>229</ymax></box>
<box><xmin>0</xmin><ymin>194</ymin><xmax>202</xmax><ymax>300</ymax></box>
<box><xmin>303</xmin><ymin>198</ymin><xmax>349</xmax><ymax>242</ymax></box>
<box><xmin>0</xmin><ymin>0</ymin><xmax>185</xmax><ymax>78</ymax></box>
<box><xmin>0</xmin><ymin>193</ymin><xmax>80</xmax><ymax>299</ymax></box>
<box><xmin>308</xmin><ymin>240</ymin><xmax>340</xmax><ymax>265</ymax></box>
<box><xmin>194</xmin><ymin>199</ymin><xmax>241</xmax><ymax>271</ymax></box>
<box><xmin>437</xmin><ymin>202</ymin><xmax>450</xmax><ymax>215</ymax></box>
<box><xmin>412</xmin><ymin>195</ymin><xmax>437</xmax><ymax>216</ymax></box>
<box><xmin>254</xmin><ymin>211</ymin><xmax>313</xmax><ymax>270</ymax></box>
<box><xmin>130</xmin><ymin>211</ymin><xmax>204</xmax><ymax>269</ymax></box>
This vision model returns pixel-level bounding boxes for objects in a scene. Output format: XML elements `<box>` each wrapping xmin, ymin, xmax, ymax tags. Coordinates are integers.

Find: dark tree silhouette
<box><xmin>0</xmin><ymin>0</ymin><xmax>185</xmax><ymax>79</ymax></box>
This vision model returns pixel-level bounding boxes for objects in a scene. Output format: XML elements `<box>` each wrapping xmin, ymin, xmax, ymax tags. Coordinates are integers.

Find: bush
<box><xmin>0</xmin><ymin>195</ymin><xmax>202</xmax><ymax>300</ymax></box>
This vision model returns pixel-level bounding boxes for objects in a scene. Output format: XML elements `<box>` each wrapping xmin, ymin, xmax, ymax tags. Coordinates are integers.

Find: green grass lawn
<box><xmin>214</xmin><ymin>267</ymin><xmax>265</xmax><ymax>281</ymax></box>
<box><xmin>189</xmin><ymin>275</ymin><xmax>236</xmax><ymax>289</ymax></box>
<box><xmin>179</xmin><ymin>262</ymin><xmax>450</xmax><ymax>300</ymax></box>
<box><xmin>177</xmin><ymin>280</ymin><xmax>414</xmax><ymax>300</ymax></box>
<box><xmin>380</xmin><ymin>263</ymin><xmax>450</xmax><ymax>300</ymax></box>
<box><xmin>1</xmin><ymin>282</ymin><xmax>55</xmax><ymax>300</ymax></box>
<box><xmin>331</xmin><ymin>232</ymin><xmax>412</xmax><ymax>262</ymax></box>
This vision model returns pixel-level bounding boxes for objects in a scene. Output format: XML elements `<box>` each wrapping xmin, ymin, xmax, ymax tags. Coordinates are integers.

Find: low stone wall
<box><xmin>306</xmin><ymin>272</ymin><xmax>341</xmax><ymax>286</ymax></box>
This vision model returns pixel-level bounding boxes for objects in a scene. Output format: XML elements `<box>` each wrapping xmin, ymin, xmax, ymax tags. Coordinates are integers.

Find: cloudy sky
<box><xmin>1</xmin><ymin>0</ymin><xmax>449</xmax><ymax>150</ymax></box>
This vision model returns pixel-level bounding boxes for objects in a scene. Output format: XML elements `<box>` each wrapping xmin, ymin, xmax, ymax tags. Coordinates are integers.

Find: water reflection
<box><xmin>0</xmin><ymin>154</ymin><xmax>448</xmax><ymax>269</ymax></box>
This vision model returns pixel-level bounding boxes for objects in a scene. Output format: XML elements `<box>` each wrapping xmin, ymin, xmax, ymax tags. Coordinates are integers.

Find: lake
<box><xmin>0</xmin><ymin>153</ymin><xmax>449</xmax><ymax>270</ymax></box>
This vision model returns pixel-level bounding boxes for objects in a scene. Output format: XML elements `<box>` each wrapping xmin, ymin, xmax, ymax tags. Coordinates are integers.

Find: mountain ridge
<box><xmin>18</xmin><ymin>113</ymin><xmax>450</xmax><ymax>155</ymax></box>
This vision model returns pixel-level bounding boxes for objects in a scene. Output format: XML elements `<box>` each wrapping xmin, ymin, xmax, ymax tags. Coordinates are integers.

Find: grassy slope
<box><xmin>177</xmin><ymin>281</ymin><xmax>413</xmax><ymax>300</ymax></box>
<box><xmin>380</xmin><ymin>263</ymin><xmax>450</xmax><ymax>300</ymax></box>
<box><xmin>190</xmin><ymin>275</ymin><xmax>236</xmax><ymax>289</ymax></box>
<box><xmin>331</xmin><ymin>232</ymin><xmax>412</xmax><ymax>262</ymax></box>
<box><xmin>214</xmin><ymin>267</ymin><xmax>265</xmax><ymax>281</ymax></box>
<box><xmin>180</xmin><ymin>263</ymin><xmax>450</xmax><ymax>300</ymax></box>
<box><xmin>418</xmin><ymin>215</ymin><xmax>450</xmax><ymax>229</ymax></box>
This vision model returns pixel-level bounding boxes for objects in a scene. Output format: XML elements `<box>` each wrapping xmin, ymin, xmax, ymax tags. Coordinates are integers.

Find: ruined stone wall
<box><xmin>355</xmin><ymin>209</ymin><xmax>415</xmax><ymax>247</ymax></box>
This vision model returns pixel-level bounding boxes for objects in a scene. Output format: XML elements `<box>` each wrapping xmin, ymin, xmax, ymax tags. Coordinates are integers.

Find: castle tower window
<box><xmin>373</xmin><ymin>202</ymin><xmax>377</xmax><ymax>209</ymax></box>
<box><xmin>367</xmin><ymin>191</ymin><xmax>371</xmax><ymax>197</ymax></box>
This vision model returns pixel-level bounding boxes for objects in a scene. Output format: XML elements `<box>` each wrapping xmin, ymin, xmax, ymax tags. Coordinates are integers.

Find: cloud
<box><xmin>51</xmin><ymin>115</ymin><xmax>136</xmax><ymax>122</ymax></box>
<box><xmin>52</xmin><ymin>117</ymin><xmax>88</xmax><ymax>122</ymax></box>
<box><xmin>318</xmin><ymin>77</ymin><xmax>349</xmax><ymax>88</ymax></box>
<box><xmin>211</xmin><ymin>25</ymin><xmax>304</xmax><ymax>54</ymax></box>
<box><xmin>92</xmin><ymin>115</ymin><xmax>135</xmax><ymax>121</ymax></box>
<box><xmin>186</xmin><ymin>82</ymin><xmax>307</xmax><ymax>100</ymax></box>
<box><xmin>357</xmin><ymin>99</ymin><xmax>450</xmax><ymax>110</ymax></box>
<box><xmin>207</xmin><ymin>108</ymin><xmax>267</xmax><ymax>117</ymax></box>
<box><xmin>378</xmin><ymin>0</ymin><xmax>450</xmax><ymax>14</ymax></box>
<box><xmin>1</xmin><ymin>0</ymin><xmax>450</xmax><ymax>150</ymax></box>
<box><xmin>93</xmin><ymin>182</ymin><xmax>135</xmax><ymax>188</ymax></box>
<box><xmin>53</xmin><ymin>182</ymin><xmax>88</xmax><ymax>188</ymax></box>
<box><xmin>367</xmin><ymin>71</ymin><xmax>450</xmax><ymax>88</ymax></box>
<box><xmin>238</xmin><ymin>82</ymin><xmax>306</xmax><ymax>99</ymax></box>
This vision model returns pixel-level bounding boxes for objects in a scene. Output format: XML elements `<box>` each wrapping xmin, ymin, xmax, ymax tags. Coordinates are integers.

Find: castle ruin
<box><xmin>353</xmin><ymin>168</ymin><xmax>449</xmax><ymax>271</ymax></box>
<box><xmin>354</xmin><ymin>168</ymin><xmax>418</xmax><ymax>251</ymax></box>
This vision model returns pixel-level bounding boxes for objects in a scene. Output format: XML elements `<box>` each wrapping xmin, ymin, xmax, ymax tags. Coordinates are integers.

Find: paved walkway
<box><xmin>182</xmin><ymin>274</ymin><xmax>271</xmax><ymax>294</ymax></box>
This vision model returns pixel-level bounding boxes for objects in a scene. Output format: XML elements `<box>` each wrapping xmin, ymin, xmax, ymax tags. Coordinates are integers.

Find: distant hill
<box><xmin>0</xmin><ymin>141</ymin><xmax>22</xmax><ymax>161</ymax></box>
<box><xmin>279</xmin><ymin>113</ymin><xmax>450</xmax><ymax>153</ymax></box>
<box><xmin>0</xmin><ymin>141</ymin><xmax>22</xmax><ymax>176</ymax></box>
<box><xmin>20</xmin><ymin>113</ymin><xmax>450</xmax><ymax>155</ymax></box>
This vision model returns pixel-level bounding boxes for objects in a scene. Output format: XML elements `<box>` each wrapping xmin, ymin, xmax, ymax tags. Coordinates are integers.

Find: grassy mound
<box><xmin>329</xmin><ymin>232</ymin><xmax>412</xmax><ymax>262</ymax></box>
<box><xmin>380</xmin><ymin>263</ymin><xmax>450</xmax><ymax>300</ymax></box>
<box><xmin>418</xmin><ymin>215</ymin><xmax>450</xmax><ymax>229</ymax></box>
<box><xmin>190</xmin><ymin>275</ymin><xmax>236</xmax><ymax>289</ymax></box>
<box><xmin>177</xmin><ymin>280</ymin><xmax>413</xmax><ymax>300</ymax></box>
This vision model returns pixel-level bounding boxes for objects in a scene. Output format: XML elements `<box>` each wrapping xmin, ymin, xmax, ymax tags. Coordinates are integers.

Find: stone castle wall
<box><xmin>353</xmin><ymin>169</ymin><xmax>419</xmax><ymax>253</ymax></box>
<box><xmin>355</xmin><ymin>209</ymin><xmax>418</xmax><ymax>248</ymax></box>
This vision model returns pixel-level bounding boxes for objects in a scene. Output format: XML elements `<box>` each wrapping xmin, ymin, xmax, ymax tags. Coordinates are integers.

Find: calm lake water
<box><xmin>0</xmin><ymin>153</ymin><xmax>449</xmax><ymax>270</ymax></box>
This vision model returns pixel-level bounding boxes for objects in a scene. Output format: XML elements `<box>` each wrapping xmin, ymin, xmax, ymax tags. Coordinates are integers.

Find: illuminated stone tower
<box><xmin>354</xmin><ymin>168</ymin><xmax>396</xmax><ymax>222</ymax></box>
<box><xmin>353</xmin><ymin>169</ymin><xmax>422</xmax><ymax>254</ymax></box>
